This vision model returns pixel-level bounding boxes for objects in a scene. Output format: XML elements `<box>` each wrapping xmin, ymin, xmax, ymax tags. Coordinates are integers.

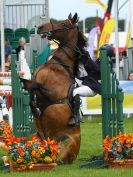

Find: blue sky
<box><xmin>49</xmin><ymin>0</ymin><xmax>129</xmax><ymax>20</ymax></box>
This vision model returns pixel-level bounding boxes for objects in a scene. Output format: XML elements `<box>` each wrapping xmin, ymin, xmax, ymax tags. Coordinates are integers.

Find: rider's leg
<box><xmin>68</xmin><ymin>93</ymin><xmax>81</xmax><ymax>126</ymax></box>
<box><xmin>73</xmin><ymin>85</ymin><xmax>96</xmax><ymax>97</ymax></box>
<box><xmin>68</xmin><ymin>86</ymin><xmax>96</xmax><ymax>126</ymax></box>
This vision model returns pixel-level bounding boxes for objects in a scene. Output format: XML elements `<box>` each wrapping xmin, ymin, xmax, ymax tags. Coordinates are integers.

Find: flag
<box><xmin>85</xmin><ymin>0</ymin><xmax>107</xmax><ymax>10</ymax></box>
<box><xmin>125</xmin><ymin>24</ymin><xmax>131</xmax><ymax>48</ymax></box>
<box><xmin>86</xmin><ymin>26</ymin><xmax>99</xmax><ymax>60</ymax></box>
<box><xmin>103</xmin><ymin>0</ymin><xmax>113</xmax><ymax>23</ymax></box>
<box><xmin>98</xmin><ymin>18</ymin><xmax>115</xmax><ymax>49</ymax></box>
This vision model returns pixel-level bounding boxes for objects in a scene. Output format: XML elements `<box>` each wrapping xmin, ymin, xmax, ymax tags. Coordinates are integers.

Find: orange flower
<box><xmin>25</xmin><ymin>141</ymin><xmax>32</xmax><ymax>148</ymax></box>
<box><xmin>17</xmin><ymin>147</ymin><xmax>25</xmax><ymax>157</ymax></box>
<box><xmin>0</xmin><ymin>121</ymin><xmax>13</xmax><ymax>139</ymax></box>
<box><xmin>125</xmin><ymin>143</ymin><xmax>132</xmax><ymax>148</ymax></box>
<box><xmin>5</xmin><ymin>136</ymin><xmax>20</xmax><ymax>146</ymax></box>
<box><xmin>31</xmin><ymin>135</ymin><xmax>40</xmax><ymax>142</ymax></box>
<box><xmin>44</xmin><ymin>137</ymin><xmax>59</xmax><ymax>156</ymax></box>
<box><xmin>117</xmin><ymin>146</ymin><xmax>123</xmax><ymax>153</ymax></box>
<box><xmin>117</xmin><ymin>133</ymin><xmax>133</xmax><ymax>144</ymax></box>
<box><xmin>52</xmin><ymin>155</ymin><xmax>57</xmax><ymax>161</ymax></box>
<box><xmin>50</xmin><ymin>142</ymin><xmax>59</xmax><ymax>156</ymax></box>
<box><xmin>117</xmin><ymin>133</ymin><xmax>126</xmax><ymax>144</ymax></box>
<box><xmin>103</xmin><ymin>136</ymin><xmax>112</xmax><ymax>152</ymax></box>
<box><xmin>16</xmin><ymin>157</ymin><xmax>23</xmax><ymax>164</ymax></box>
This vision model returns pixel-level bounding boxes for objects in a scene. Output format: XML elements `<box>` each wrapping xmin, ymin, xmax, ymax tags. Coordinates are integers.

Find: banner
<box><xmin>98</xmin><ymin>18</ymin><xmax>115</xmax><ymax>49</ymax></box>
<box><xmin>80</xmin><ymin>81</ymin><xmax>133</xmax><ymax>116</ymax></box>
<box><xmin>85</xmin><ymin>0</ymin><xmax>107</xmax><ymax>10</ymax></box>
<box><xmin>86</xmin><ymin>26</ymin><xmax>99</xmax><ymax>60</ymax></box>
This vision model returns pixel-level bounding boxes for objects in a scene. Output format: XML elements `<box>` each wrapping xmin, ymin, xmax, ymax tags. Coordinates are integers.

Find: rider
<box><xmin>69</xmin><ymin>44</ymin><xmax>116</xmax><ymax>126</ymax></box>
<box><xmin>69</xmin><ymin>49</ymin><xmax>101</xmax><ymax>126</ymax></box>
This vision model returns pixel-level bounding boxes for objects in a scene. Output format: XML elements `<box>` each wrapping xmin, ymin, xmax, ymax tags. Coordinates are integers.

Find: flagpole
<box><xmin>129</xmin><ymin>0</ymin><xmax>133</xmax><ymax>46</ymax></box>
<box><xmin>114</xmin><ymin>0</ymin><xmax>119</xmax><ymax>79</ymax></box>
<box><xmin>96</xmin><ymin>9</ymin><xmax>99</xmax><ymax>49</ymax></box>
<box><xmin>83</xmin><ymin>19</ymin><xmax>85</xmax><ymax>33</ymax></box>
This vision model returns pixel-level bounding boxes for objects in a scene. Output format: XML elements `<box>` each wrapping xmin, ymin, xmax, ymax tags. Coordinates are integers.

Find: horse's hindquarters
<box><xmin>35</xmin><ymin>104</ymin><xmax>81</xmax><ymax>164</ymax></box>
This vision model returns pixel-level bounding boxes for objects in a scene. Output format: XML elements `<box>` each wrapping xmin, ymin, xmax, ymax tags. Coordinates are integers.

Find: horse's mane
<box><xmin>77</xmin><ymin>30</ymin><xmax>87</xmax><ymax>49</ymax></box>
<box><xmin>74</xmin><ymin>30</ymin><xmax>88</xmax><ymax>76</ymax></box>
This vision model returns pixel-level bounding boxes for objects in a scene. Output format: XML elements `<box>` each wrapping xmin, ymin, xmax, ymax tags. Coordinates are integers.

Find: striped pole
<box><xmin>0</xmin><ymin>79</ymin><xmax>11</xmax><ymax>85</ymax></box>
<box><xmin>0</xmin><ymin>91</ymin><xmax>12</xmax><ymax>96</ymax></box>
<box><xmin>0</xmin><ymin>71</ymin><xmax>25</xmax><ymax>77</ymax></box>
<box><xmin>0</xmin><ymin>72</ymin><xmax>11</xmax><ymax>77</ymax></box>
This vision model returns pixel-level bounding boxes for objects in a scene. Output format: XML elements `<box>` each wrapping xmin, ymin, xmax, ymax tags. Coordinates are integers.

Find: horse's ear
<box><xmin>72</xmin><ymin>13</ymin><xmax>79</xmax><ymax>24</ymax></box>
<box><xmin>68</xmin><ymin>13</ymin><xmax>72</xmax><ymax>20</ymax></box>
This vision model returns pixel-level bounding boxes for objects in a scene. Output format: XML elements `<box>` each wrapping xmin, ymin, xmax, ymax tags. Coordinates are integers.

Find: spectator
<box><xmin>15</xmin><ymin>37</ymin><xmax>26</xmax><ymax>58</ymax></box>
<box><xmin>4</xmin><ymin>38</ymin><xmax>12</xmax><ymax>70</ymax></box>
<box><xmin>128</xmin><ymin>71</ymin><xmax>133</xmax><ymax>81</ymax></box>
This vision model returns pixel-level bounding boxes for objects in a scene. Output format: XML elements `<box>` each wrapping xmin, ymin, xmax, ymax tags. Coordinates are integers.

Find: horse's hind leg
<box><xmin>57</xmin><ymin>132</ymin><xmax>81</xmax><ymax>164</ymax></box>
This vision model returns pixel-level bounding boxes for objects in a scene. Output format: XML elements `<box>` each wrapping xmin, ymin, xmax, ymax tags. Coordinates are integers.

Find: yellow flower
<box><xmin>41</xmin><ymin>149</ymin><xmax>45</xmax><ymax>154</ymax></box>
<box><xmin>31</xmin><ymin>150</ymin><xmax>36</xmax><ymax>156</ymax></box>
<box><xmin>35</xmin><ymin>153</ymin><xmax>41</xmax><ymax>159</ymax></box>
<box><xmin>27</xmin><ymin>163</ymin><xmax>34</xmax><ymax>169</ymax></box>
<box><xmin>44</xmin><ymin>156</ymin><xmax>53</xmax><ymax>163</ymax></box>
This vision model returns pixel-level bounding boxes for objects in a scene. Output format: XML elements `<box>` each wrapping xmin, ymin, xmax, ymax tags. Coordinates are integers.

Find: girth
<box><xmin>30</xmin><ymin>83</ymin><xmax>75</xmax><ymax>118</ymax></box>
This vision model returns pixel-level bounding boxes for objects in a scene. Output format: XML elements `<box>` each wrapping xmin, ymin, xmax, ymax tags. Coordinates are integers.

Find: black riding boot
<box><xmin>68</xmin><ymin>94</ymin><xmax>82</xmax><ymax>126</ymax></box>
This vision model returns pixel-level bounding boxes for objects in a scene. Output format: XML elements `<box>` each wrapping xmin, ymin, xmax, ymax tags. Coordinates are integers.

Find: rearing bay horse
<box><xmin>23</xmin><ymin>13</ymin><xmax>87</xmax><ymax>164</ymax></box>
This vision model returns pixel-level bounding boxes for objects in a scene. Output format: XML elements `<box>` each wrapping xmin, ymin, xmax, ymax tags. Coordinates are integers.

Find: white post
<box><xmin>45</xmin><ymin>0</ymin><xmax>50</xmax><ymax>21</ymax></box>
<box><xmin>83</xmin><ymin>19</ymin><xmax>85</xmax><ymax>33</ymax></box>
<box><xmin>114</xmin><ymin>0</ymin><xmax>119</xmax><ymax>79</ymax></box>
<box><xmin>129</xmin><ymin>0</ymin><xmax>133</xmax><ymax>46</ymax></box>
<box><xmin>0</xmin><ymin>0</ymin><xmax>5</xmax><ymax>71</ymax></box>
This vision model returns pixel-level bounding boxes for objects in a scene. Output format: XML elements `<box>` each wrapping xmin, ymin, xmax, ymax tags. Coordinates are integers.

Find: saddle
<box><xmin>30</xmin><ymin>82</ymin><xmax>77</xmax><ymax>118</ymax></box>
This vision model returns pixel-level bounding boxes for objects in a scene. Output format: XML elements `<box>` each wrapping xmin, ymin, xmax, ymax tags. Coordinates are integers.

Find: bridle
<box><xmin>42</xmin><ymin>20</ymin><xmax>78</xmax><ymax>40</ymax></box>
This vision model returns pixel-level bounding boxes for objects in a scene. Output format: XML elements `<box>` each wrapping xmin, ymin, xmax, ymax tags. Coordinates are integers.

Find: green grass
<box><xmin>1</xmin><ymin>116</ymin><xmax>133</xmax><ymax>176</ymax></box>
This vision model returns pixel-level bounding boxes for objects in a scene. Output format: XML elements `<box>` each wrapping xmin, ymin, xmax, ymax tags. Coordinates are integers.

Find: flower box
<box><xmin>103</xmin><ymin>133</ymin><xmax>133</xmax><ymax>168</ymax></box>
<box><xmin>10</xmin><ymin>163</ymin><xmax>57</xmax><ymax>172</ymax></box>
<box><xmin>109</xmin><ymin>159</ymin><xmax>133</xmax><ymax>168</ymax></box>
<box><xmin>4</xmin><ymin>135</ymin><xmax>59</xmax><ymax>172</ymax></box>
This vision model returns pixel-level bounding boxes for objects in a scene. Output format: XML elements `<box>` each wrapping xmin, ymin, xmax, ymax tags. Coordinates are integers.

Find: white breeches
<box><xmin>73</xmin><ymin>85</ymin><xmax>96</xmax><ymax>97</ymax></box>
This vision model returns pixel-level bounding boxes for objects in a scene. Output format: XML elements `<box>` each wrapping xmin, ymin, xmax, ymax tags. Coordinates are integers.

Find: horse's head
<box><xmin>37</xmin><ymin>13</ymin><xmax>79</xmax><ymax>43</ymax></box>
